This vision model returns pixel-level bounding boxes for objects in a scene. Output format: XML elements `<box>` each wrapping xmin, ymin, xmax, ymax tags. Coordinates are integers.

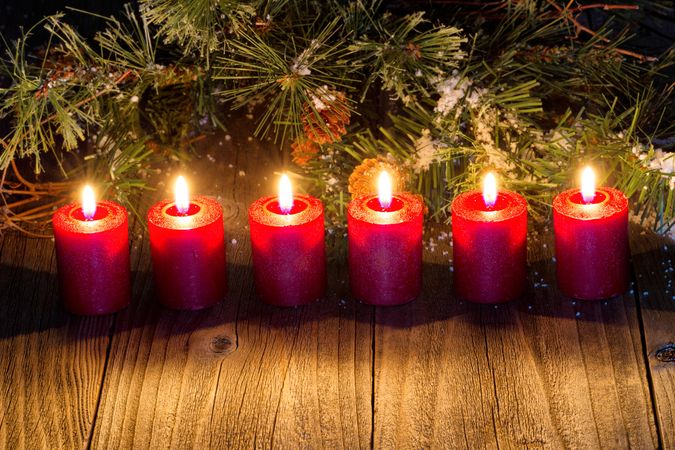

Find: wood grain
<box><xmin>0</xmin><ymin>231</ymin><xmax>113</xmax><ymax>449</ymax></box>
<box><xmin>90</xmin><ymin>120</ymin><xmax>373</xmax><ymax>449</ymax></box>
<box><xmin>373</xmin><ymin>224</ymin><xmax>658</xmax><ymax>449</ymax></box>
<box><xmin>1</xmin><ymin>121</ymin><xmax>673</xmax><ymax>449</ymax></box>
<box><xmin>630</xmin><ymin>224</ymin><xmax>675</xmax><ymax>449</ymax></box>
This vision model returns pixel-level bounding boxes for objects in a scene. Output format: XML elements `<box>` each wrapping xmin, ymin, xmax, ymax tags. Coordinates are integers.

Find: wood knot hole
<box><xmin>210</xmin><ymin>335</ymin><xmax>234</xmax><ymax>354</ymax></box>
<box><xmin>655</xmin><ymin>344</ymin><xmax>675</xmax><ymax>362</ymax></box>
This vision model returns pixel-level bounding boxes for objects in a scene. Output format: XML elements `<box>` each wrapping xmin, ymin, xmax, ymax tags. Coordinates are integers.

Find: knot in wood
<box><xmin>655</xmin><ymin>344</ymin><xmax>675</xmax><ymax>362</ymax></box>
<box><xmin>220</xmin><ymin>199</ymin><xmax>239</xmax><ymax>221</ymax></box>
<box><xmin>209</xmin><ymin>335</ymin><xmax>234</xmax><ymax>354</ymax></box>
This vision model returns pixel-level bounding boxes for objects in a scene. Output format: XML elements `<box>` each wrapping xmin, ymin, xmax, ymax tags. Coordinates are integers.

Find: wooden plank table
<box><xmin>0</xmin><ymin>117</ymin><xmax>673</xmax><ymax>449</ymax></box>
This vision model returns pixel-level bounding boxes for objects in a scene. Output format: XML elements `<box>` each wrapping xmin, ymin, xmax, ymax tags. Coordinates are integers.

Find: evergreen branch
<box><xmin>140</xmin><ymin>0</ymin><xmax>255</xmax><ymax>58</ymax></box>
<box><xmin>93</xmin><ymin>4</ymin><xmax>158</xmax><ymax>71</ymax></box>
<box><xmin>0</xmin><ymin>0</ymin><xmax>672</xmax><ymax>240</ymax></box>
<box><xmin>349</xmin><ymin>12</ymin><xmax>467</xmax><ymax>105</ymax></box>
<box><xmin>214</xmin><ymin>17</ymin><xmax>355</xmax><ymax>142</ymax></box>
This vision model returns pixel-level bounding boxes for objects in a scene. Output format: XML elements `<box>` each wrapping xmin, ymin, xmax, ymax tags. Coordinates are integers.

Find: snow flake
<box><xmin>413</xmin><ymin>129</ymin><xmax>446</xmax><ymax>173</ymax></box>
<box><xmin>434</xmin><ymin>75</ymin><xmax>468</xmax><ymax>115</ymax></box>
<box><xmin>309</xmin><ymin>85</ymin><xmax>337</xmax><ymax>111</ymax></box>
<box><xmin>632</xmin><ymin>144</ymin><xmax>675</xmax><ymax>189</ymax></box>
<box><xmin>290</xmin><ymin>39</ymin><xmax>320</xmax><ymax>77</ymax></box>
<box><xmin>433</xmin><ymin>74</ymin><xmax>486</xmax><ymax>116</ymax></box>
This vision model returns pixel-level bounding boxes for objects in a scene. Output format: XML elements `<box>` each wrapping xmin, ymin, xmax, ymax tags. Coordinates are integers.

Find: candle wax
<box><xmin>553</xmin><ymin>187</ymin><xmax>629</xmax><ymax>300</ymax></box>
<box><xmin>348</xmin><ymin>193</ymin><xmax>424</xmax><ymax>306</ymax></box>
<box><xmin>451</xmin><ymin>190</ymin><xmax>527</xmax><ymax>303</ymax></box>
<box><xmin>249</xmin><ymin>195</ymin><xmax>326</xmax><ymax>306</ymax></box>
<box><xmin>53</xmin><ymin>200</ymin><xmax>131</xmax><ymax>315</ymax></box>
<box><xmin>148</xmin><ymin>195</ymin><xmax>227</xmax><ymax>310</ymax></box>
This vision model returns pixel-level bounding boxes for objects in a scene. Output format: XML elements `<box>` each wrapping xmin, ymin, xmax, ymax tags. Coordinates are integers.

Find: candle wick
<box><xmin>280</xmin><ymin>200</ymin><xmax>293</xmax><ymax>215</ymax></box>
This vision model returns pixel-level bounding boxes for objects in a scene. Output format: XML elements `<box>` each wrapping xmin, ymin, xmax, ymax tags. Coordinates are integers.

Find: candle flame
<box><xmin>580</xmin><ymin>166</ymin><xmax>596</xmax><ymax>203</ymax></box>
<box><xmin>278</xmin><ymin>174</ymin><xmax>293</xmax><ymax>214</ymax></box>
<box><xmin>174</xmin><ymin>175</ymin><xmax>190</xmax><ymax>214</ymax></box>
<box><xmin>81</xmin><ymin>185</ymin><xmax>96</xmax><ymax>220</ymax></box>
<box><xmin>482</xmin><ymin>172</ymin><xmax>498</xmax><ymax>208</ymax></box>
<box><xmin>378</xmin><ymin>171</ymin><xmax>393</xmax><ymax>209</ymax></box>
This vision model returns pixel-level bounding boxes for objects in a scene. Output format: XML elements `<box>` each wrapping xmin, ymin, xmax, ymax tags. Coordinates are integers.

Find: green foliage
<box><xmin>348</xmin><ymin>12</ymin><xmax>467</xmax><ymax>105</ymax></box>
<box><xmin>0</xmin><ymin>0</ymin><xmax>673</xmax><ymax>236</ymax></box>
<box><xmin>140</xmin><ymin>0</ymin><xmax>255</xmax><ymax>58</ymax></box>
<box><xmin>214</xmin><ymin>17</ymin><xmax>355</xmax><ymax>143</ymax></box>
<box><xmin>0</xmin><ymin>6</ymin><xmax>186</xmax><ymax>216</ymax></box>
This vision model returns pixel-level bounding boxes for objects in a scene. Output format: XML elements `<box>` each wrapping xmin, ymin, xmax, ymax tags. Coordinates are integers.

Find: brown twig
<box><xmin>0</xmin><ymin>72</ymin><xmax>133</xmax><ymax>238</ymax></box>
<box><xmin>544</xmin><ymin>0</ymin><xmax>656</xmax><ymax>62</ymax></box>
<box><xmin>12</xmin><ymin>199</ymin><xmax>65</xmax><ymax>219</ymax></box>
<box><xmin>0</xmin><ymin>189</ymin><xmax>66</xmax><ymax>196</ymax></box>
<box><xmin>4</xmin><ymin>197</ymin><xmax>40</xmax><ymax>210</ymax></box>
<box><xmin>10</xmin><ymin>161</ymin><xmax>72</xmax><ymax>192</ymax></box>
<box><xmin>3</xmin><ymin>220</ymin><xmax>53</xmax><ymax>238</ymax></box>
<box><xmin>18</xmin><ymin>212</ymin><xmax>58</xmax><ymax>222</ymax></box>
<box><xmin>0</xmin><ymin>161</ymin><xmax>74</xmax><ymax>237</ymax></box>
<box><xmin>567</xmin><ymin>4</ymin><xmax>639</xmax><ymax>13</ymax></box>
<box><xmin>415</xmin><ymin>0</ymin><xmax>655</xmax><ymax>62</ymax></box>
<box><xmin>593</xmin><ymin>43</ymin><xmax>657</xmax><ymax>62</ymax></box>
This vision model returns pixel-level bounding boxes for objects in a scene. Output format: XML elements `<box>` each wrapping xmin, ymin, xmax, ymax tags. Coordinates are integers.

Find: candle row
<box><xmin>52</xmin><ymin>167</ymin><xmax>629</xmax><ymax>315</ymax></box>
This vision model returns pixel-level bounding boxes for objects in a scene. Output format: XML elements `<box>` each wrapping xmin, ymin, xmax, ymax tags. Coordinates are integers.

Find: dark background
<box><xmin>1</xmin><ymin>0</ymin><xmax>128</xmax><ymax>41</ymax></box>
<box><xmin>1</xmin><ymin>0</ymin><xmax>674</xmax><ymax>57</ymax></box>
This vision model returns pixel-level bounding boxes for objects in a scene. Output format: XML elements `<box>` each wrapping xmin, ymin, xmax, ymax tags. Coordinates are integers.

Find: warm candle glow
<box><xmin>174</xmin><ymin>176</ymin><xmax>190</xmax><ymax>214</ymax></box>
<box><xmin>81</xmin><ymin>185</ymin><xmax>96</xmax><ymax>220</ymax></box>
<box><xmin>378</xmin><ymin>171</ymin><xmax>393</xmax><ymax>209</ymax></box>
<box><xmin>580</xmin><ymin>166</ymin><xmax>596</xmax><ymax>203</ymax></box>
<box><xmin>482</xmin><ymin>172</ymin><xmax>498</xmax><ymax>208</ymax></box>
<box><xmin>278</xmin><ymin>174</ymin><xmax>294</xmax><ymax>214</ymax></box>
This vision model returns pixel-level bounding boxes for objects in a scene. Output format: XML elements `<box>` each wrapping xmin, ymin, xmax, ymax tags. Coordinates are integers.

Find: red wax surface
<box><xmin>53</xmin><ymin>200</ymin><xmax>131</xmax><ymax>315</ymax></box>
<box><xmin>147</xmin><ymin>196</ymin><xmax>226</xmax><ymax>310</ymax></box>
<box><xmin>348</xmin><ymin>193</ymin><xmax>424</xmax><ymax>306</ymax></box>
<box><xmin>248</xmin><ymin>195</ymin><xmax>326</xmax><ymax>306</ymax></box>
<box><xmin>451</xmin><ymin>190</ymin><xmax>528</xmax><ymax>304</ymax></box>
<box><xmin>553</xmin><ymin>187</ymin><xmax>629</xmax><ymax>300</ymax></box>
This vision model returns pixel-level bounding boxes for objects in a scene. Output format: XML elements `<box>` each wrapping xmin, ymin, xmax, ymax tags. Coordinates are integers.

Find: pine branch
<box><xmin>0</xmin><ymin>0</ymin><xmax>672</xmax><ymax>239</ymax></box>
<box><xmin>349</xmin><ymin>12</ymin><xmax>467</xmax><ymax>105</ymax></box>
<box><xmin>214</xmin><ymin>17</ymin><xmax>355</xmax><ymax>143</ymax></box>
<box><xmin>140</xmin><ymin>0</ymin><xmax>255</xmax><ymax>58</ymax></box>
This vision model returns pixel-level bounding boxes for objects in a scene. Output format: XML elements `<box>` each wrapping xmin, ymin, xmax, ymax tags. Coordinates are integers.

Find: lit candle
<box><xmin>248</xmin><ymin>174</ymin><xmax>326</xmax><ymax>306</ymax></box>
<box><xmin>347</xmin><ymin>171</ymin><xmax>424</xmax><ymax>306</ymax></box>
<box><xmin>52</xmin><ymin>185</ymin><xmax>131</xmax><ymax>315</ymax></box>
<box><xmin>553</xmin><ymin>166</ymin><xmax>629</xmax><ymax>299</ymax></box>
<box><xmin>451</xmin><ymin>172</ymin><xmax>528</xmax><ymax>303</ymax></box>
<box><xmin>147</xmin><ymin>176</ymin><xmax>227</xmax><ymax>310</ymax></box>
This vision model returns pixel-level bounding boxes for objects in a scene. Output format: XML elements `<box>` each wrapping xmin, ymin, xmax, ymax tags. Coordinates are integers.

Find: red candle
<box><xmin>553</xmin><ymin>166</ymin><xmax>629</xmax><ymax>300</ymax></box>
<box><xmin>53</xmin><ymin>186</ymin><xmax>131</xmax><ymax>315</ymax></box>
<box><xmin>147</xmin><ymin>176</ymin><xmax>227</xmax><ymax>310</ymax></box>
<box><xmin>348</xmin><ymin>171</ymin><xmax>424</xmax><ymax>306</ymax></box>
<box><xmin>248</xmin><ymin>174</ymin><xmax>326</xmax><ymax>306</ymax></box>
<box><xmin>451</xmin><ymin>173</ymin><xmax>528</xmax><ymax>303</ymax></box>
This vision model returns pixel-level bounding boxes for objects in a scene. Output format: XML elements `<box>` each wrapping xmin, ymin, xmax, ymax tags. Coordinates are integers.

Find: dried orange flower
<box><xmin>291</xmin><ymin>136</ymin><xmax>320</xmax><ymax>167</ymax></box>
<box><xmin>302</xmin><ymin>87</ymin><xmax>351</xmax><ymax>145</ymax></box>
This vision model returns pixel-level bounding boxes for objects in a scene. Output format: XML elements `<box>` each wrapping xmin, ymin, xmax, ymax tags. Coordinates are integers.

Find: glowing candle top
<box><xmin>580</xmin><ymin>166</ymin><xmax>596</xmax><ymax>204</ymax></box>
<box><xmin>81</xmin><ymin>185</ymin><xmax>97</xmax><ymax>220</ymax></box>
<box><xmin>53</xmin><ymin>187</ymin><xmax>131</xmax><ymax>315</ymax></box>
<box><xmin>174</xmin><ymin>175</ymin><xmax>190</xmax><ymax>214</ymax></box>
<box><xmin>378</xmin><ymin>171</ymin><xmax>393</xmax><ymax>209</ymax></box>
<box><xmin>482</xmin><ymin>172</ymin><xmax>498</xmax><ymax>208</ymax></box>
<box><xmin>278</xmin><ymin>174</ymin><xmax>293</xmax><ymax>214</ymax></box>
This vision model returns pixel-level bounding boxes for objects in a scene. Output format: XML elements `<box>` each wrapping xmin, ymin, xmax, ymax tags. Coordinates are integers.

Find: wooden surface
<box><xmin>0</xmin><ymin>119</ymin><xmax>673</xmax><ymax>449</ymax></box>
